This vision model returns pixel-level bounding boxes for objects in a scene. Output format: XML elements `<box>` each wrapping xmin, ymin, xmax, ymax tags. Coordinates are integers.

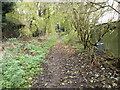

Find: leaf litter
<box><xmin>31</xmin><ymin>40</ymin><xmax>119</xmax><ymax>89</ymax></box>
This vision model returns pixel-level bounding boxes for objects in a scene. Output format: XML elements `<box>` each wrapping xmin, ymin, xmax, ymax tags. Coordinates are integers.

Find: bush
<box><xmin>62</xmin><ymin>30</ymin><xmax>77</xmax><ymax>43</ymax></box>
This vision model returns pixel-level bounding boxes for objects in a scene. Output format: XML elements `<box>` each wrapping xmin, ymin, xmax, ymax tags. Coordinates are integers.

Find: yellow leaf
<box><xmin>61</xmin><ymin>83</ymin><xmax>65</xmax><ymax>85</ymax></box>
<box><xmin>74</xmin><ymin>71</ymin><xmax>77</xmax><ymax>74</ymax></box>
<box><xmin>64</xmin><ymin>76</ymin><xmax>67</xmax><ymax>79</ymax></box>
<box><xmin>45</xmin><ymin>83</ymin><xmax>48</xmax><ymax>86</ymax></box>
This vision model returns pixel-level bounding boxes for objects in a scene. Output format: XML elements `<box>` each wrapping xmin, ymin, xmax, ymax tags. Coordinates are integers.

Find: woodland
<box><xmin>0</xmin><ymin>1</ymin><xmax>120</xmax><ymax>89</ymax></box>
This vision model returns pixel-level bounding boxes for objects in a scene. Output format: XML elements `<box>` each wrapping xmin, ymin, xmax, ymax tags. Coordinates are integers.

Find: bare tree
<box><xmin>71</xmin><ymin>2</ymin><xmax>113</xmax><ymax>49</ymax></box>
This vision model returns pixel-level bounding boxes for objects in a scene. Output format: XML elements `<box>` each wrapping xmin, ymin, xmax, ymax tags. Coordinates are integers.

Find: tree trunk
<box><xmin>84</xmin><ymin>41</ymin><xmax>88</xmax><ymax>49</ymax></box>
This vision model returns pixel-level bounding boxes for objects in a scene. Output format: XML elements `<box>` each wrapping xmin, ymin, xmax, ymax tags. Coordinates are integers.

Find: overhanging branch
<box><xmin>88</xmin><ymin>2</ymin><xmax>120</xmax><ymax>14</ymax></box>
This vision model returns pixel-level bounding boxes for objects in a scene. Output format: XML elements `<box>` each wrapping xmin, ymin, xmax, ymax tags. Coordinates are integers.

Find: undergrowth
<box><xmin>62</xmin><ymin>31</ymin><xmax>85</xmax><ymax>52</ymax></box>
<box><xmin>1</xmin><ymin>35</ymin><xmax>57</xmax><ymax>88</ymax></box>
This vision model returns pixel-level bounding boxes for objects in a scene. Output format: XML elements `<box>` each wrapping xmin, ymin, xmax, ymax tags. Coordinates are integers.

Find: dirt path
<box><xmin>31</xmin><ymin>40</ymin><xmax>119</xmax><ymax>88</ymax></box>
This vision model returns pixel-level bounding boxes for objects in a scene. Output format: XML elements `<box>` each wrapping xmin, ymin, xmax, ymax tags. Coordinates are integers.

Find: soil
<box><xmin>31</xmin><ymin>40</ymin><xmax>119</xmax><ymax>89</ymax></box>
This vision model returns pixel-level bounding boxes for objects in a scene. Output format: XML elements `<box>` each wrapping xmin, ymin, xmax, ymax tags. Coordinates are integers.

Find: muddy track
<box><xmin>31</xmin><ymin>40</ymin><xmax>119</xmax><ymax>89</ymax></box>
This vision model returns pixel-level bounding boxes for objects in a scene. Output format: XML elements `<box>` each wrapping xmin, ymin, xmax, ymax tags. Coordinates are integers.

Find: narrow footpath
<box><xmin>31</xmin><ymin>40</ymin><xmax>119</xmax><ymax>89</ymax></box>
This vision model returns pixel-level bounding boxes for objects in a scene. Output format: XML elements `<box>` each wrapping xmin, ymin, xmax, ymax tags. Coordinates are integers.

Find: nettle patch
<box><xmin>1</xmin><ymin>36</ymin><xmax>57</xmax><ymax>88</ymax></box>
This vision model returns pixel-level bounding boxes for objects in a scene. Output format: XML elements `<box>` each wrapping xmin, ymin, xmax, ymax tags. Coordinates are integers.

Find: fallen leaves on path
<box><xmin>31</xmin><ymin>40</ymin><xmax>119</xmax><ymax>89</ymax></box>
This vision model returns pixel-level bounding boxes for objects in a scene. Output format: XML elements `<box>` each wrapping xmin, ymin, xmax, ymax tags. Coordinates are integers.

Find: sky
<box><xmin>98</xmin><ymin>0</ymin><xmax>119</xmax><ymax>24</ymax></box>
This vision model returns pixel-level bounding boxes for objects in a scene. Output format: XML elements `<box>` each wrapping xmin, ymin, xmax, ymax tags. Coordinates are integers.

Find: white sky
<box><xmin>98</xmin><ymin>0</ymin><xmax>119</xmax><ymax>24</ymax></box>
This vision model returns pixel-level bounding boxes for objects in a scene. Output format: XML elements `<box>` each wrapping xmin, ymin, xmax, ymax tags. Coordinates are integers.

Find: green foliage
<box><xmin>2</xmin><ymin>2</ymin><xmax>25</xmax><ymax>38</ymax></box>
<box><xmin>1</xmin><ymin>36</ymin><xmax>57</xmax><ymax>88</ymax></box>
<box><xmin>102</xmin><ymin>27</ymin><xmax>118</xmax><ymax>57</ymax></box>
<box><xmin>2</xmin><ymin>2</ymin><xmax>15</xmax><ymax>16</ymax></box>
<box><xmin>60</xmin><ymin>32</ymin><xmax>67</xmax><ymax>36</ymax></box>
<box><xmin>62</xmin><ymin>30</ymin><xmax>84</xmax><ymax>50</ymax></box>
<box><xmin>2</xmin><ymin>2</ymin><xmax>16</xmax><ymax>28</ymax></box>
<box><xmin>2</xmin><ymin>2</ymin><xmax>119</xmax><ymax>56</ymax></box>
<box><xmin>62</xmin><ymin>30</ymin><xmax>77</xmax><ymax>43</ymax></box>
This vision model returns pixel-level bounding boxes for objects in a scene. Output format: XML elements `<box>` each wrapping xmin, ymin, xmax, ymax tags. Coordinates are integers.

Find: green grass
<box><xmin>1</xmin><ymin>35</ymin><xmax>57</xmax><ymax>88</ymax></box>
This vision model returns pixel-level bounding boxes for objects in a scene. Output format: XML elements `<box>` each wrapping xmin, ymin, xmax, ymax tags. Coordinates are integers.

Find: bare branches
<box><xmin>107</xmin><ymin>4</ymin><xmax>120</xmax><ymax>14</ymax></box>
<box><xmin>71</xmin><ymin>2</ymin><xmax>116</xmax><ymax>49</ymax></box>
<box><xmin>113</xmin><ymin>0</ymin><xmax>120</xmax><ymax>3</ymax></box>
<box><xmin>88</xmin><ymin>1</ymin><xmax>120</xmax><ymax>14</ymax></box>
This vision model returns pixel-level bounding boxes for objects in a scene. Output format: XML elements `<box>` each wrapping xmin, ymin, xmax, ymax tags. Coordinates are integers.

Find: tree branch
<box><xmin>88</xmin><ymin>2</ymin><xmax>120</xmax><ymax>14</ymax></box>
